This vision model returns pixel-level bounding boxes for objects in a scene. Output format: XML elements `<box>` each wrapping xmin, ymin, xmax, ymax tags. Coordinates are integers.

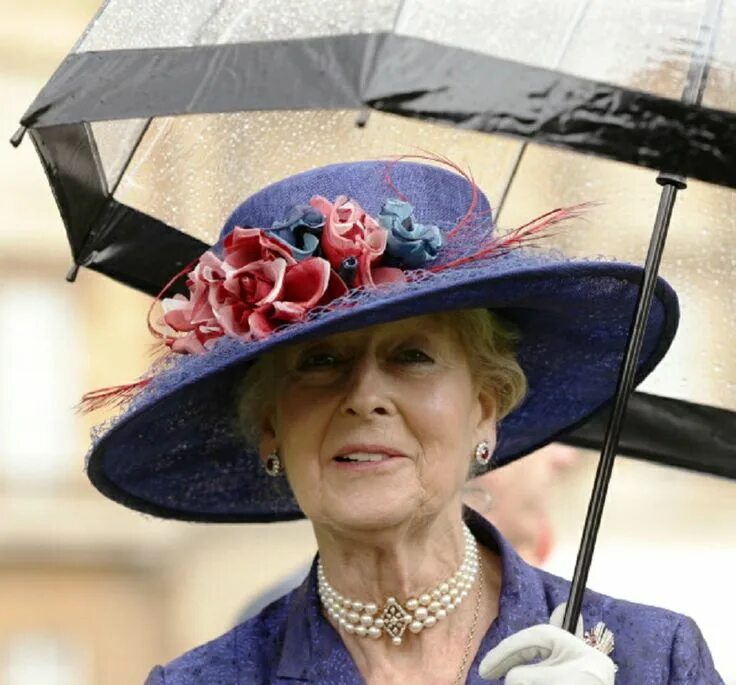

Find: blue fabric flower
<box><xmin>267</xmin><ymin>205</ymin><xmax>325</xmax><ymax>261</ymax></box>
<box><xmin>379</xmin><ymin>199</ymin><xmax>443</xmax><ymax>269</ymax></box>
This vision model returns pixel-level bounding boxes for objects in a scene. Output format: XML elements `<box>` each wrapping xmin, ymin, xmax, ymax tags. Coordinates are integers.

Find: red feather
<box><xmin>431</xmin><ymin>202</ymin><xmax>595</xmax><ymax>272</ymax></box>
<box><xmin>81</xmin><ymin>259</ymin><xmax>198</xmax><ymax>414</ymax></box>
<box><xmin>383</xmin><ymin>151</ymin><xmax>486</xmax><ymax>239</ymax></box>
<box><xmin>77</xmin><ymin>378</ymin><xmax>153</xmax><ymax>414</ymax></box>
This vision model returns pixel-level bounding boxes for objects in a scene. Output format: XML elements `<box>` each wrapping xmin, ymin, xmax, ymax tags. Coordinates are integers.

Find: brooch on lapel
<box><xmin>584</xmin><ymin>622</ymin><xmax>616</xmax><ymax>656</ymax></box>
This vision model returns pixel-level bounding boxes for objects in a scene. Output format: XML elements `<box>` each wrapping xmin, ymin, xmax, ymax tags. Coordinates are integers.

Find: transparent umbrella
<box><xmin>13</xmin><ymin>0</ymin><xmax>736</xmax><ymax>635</ymax></box>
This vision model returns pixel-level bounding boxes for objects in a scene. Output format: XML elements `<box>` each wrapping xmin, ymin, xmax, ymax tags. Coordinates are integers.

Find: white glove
<box><xmin>478</xmin><ymin>623</ymin><xmax>616</xmax><ymax>684</ymax></box>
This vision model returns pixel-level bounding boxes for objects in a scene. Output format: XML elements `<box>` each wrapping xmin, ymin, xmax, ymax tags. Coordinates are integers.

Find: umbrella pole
<box><xmin>562</xmin><ymin>0</ymin><xmax>724</xmax><ymax>634</ymax></box>
<box><xmin>562</xmin><ymin>176</ymin><xmax>682</xmax><ymax>633</ymax></box>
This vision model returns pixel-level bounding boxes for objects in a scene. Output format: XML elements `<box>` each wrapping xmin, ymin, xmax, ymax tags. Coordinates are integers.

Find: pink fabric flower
<box><xmin>163</xmin><ymin>256</ymin><xmax>289</xmax><ymax>350</ymax></box>
<box><xmin>222</xmin><ymin>227</ymin><xmax>296</xmax><ymax>267</ymax></box>
<box><xmin>355</xmin><ymin>251</ymin><xmax>405</xmax><ymax>288</ymax></box>
<box><xmin>161</xmin><ymin>227</ymin><xmax>296</xmax><ymax>352</ymax></box>
<box><xmin>309</xmin><ymin>195</ymin><xmax>387</xmax><ymax>283</ymax></box>
<box><xmin>214</xmin><ymin>258</ymin><xmax>288</xmax><ymax>337</ymax></box>
<box><xmin>161</xmin><ymin>230</ymin><xmax>350</xmax><ymax>351</ymax></box>
<box><xmin>272</xmin><ymin>257</ymin><xmax>348</xmax><ymax>322</ymax></box>
<box><xmin>238</xmin><ymin>257</ymin><xmax>349</xmax><ymax>338</ymax></box>
<box><xmin>162</xmin><ymin>252</ymin><xmax>227</xmax><ymax>354</ymax></box>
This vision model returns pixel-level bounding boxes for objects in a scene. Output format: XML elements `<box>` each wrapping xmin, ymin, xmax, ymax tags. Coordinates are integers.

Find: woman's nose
<box><xmin>339</xmin><ymin>357</ymin><xmax>394</xmax><ymax>418</ymax></box>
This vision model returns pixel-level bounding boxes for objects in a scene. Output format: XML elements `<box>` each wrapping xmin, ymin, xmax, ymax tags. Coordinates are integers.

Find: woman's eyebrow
<box><xmin>381</xmin><ymin>331</ymin><xmax>451</xmax><ymax>355</ymax></box>
<box><xmin>394</xmin><ymin>334</ymin><xmax>433</xmax><ymax>347</ymax></box>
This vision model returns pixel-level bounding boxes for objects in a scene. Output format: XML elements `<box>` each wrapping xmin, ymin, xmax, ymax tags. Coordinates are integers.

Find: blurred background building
<box><xmin>1</xmin><ymin>2</ymin><xmax>735</xmax><ymax>683</ymax></box>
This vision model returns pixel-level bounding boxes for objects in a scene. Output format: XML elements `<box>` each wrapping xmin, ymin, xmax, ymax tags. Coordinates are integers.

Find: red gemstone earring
<box><xmin>474</xmin><ymin>440</ymin><xmax>492</xmax><ymax>466</ymax></box>
<box><xmin>264</xmin><ymin>450</ymin><xmax>284</xmax><ymax>477</ymax></box>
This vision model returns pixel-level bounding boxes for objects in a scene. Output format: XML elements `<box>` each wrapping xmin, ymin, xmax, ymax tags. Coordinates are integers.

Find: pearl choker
<box><xmin>317</xmin><ymin>524</ymin><xmax>479</xmax><ymax>645</ymax></box>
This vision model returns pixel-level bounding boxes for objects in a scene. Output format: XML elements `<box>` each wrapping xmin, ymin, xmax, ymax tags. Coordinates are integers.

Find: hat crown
<box><xmin>220</xmin><ymin>160</ymin><xmax>492</xmax><ymax>240</ymax></box>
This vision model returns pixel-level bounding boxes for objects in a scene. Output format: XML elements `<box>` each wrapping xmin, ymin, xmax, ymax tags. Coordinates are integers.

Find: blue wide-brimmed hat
<box><xmin>86</xmin><ymin>160</ymin><xmax>678</xmax><ymax>523</ymax></box>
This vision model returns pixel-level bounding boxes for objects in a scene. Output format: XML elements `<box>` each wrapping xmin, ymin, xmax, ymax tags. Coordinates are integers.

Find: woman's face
<box><xmin>259</xmin><ymin>314</ymin><xmax>497</xmax><ymax>533</ymax></box>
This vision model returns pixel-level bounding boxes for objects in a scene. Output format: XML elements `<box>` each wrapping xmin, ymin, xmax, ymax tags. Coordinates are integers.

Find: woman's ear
<box><xmin>258</xmin><ymin>408</ymin><xmax>278</xmax><ymax>461</ymax></box>
<box><xmin>476</xmin><ymin>388</ymin><xmax>498</xmax><ymax>451</ymax></box>
<box><xmin>478</xmin><ymin>388</ymin><xmax>497</xmax><ymax>430</ymax></box>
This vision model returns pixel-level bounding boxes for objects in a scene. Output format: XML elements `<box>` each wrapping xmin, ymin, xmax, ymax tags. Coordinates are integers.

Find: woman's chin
<box><xmin>322</xmin><ymin>492</ymin><xmax>421</xmax><ymax>533</ymax></box>
<box><xmin>298</xmin><ymin>461</ymin><xmax>450</xmax><ymax>532</ymax></box>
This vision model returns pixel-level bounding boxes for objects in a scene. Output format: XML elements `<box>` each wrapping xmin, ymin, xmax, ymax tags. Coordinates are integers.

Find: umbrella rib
<box><xmin>495</xmin><ymin>0</ymin><xmax>594</xmax><ymax>218</ymax></box>
<box><xmin>681</xmin><ymin>0</ymin><xmax>725</xmax><ymax>107</ymax></box>
<box><xmin>107</xmin><ymin>0</ymin><xmax>231</xmax><ymax>199</ymax></box>
<box><xmin>107</xmin><ymin>119</ymin><xmax>152</xmax><ymax>199</ymax></box>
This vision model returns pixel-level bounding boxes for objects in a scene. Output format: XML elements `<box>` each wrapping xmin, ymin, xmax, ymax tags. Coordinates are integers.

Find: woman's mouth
<box><xmin>332</xmin><ymin>446</ymin><xmax>408</xmax><ymax>469</ymax></box>
<box><xmin>334</xmin><ymin>452</ymin><xmax>392</xmax><ymax>463</ymax></box>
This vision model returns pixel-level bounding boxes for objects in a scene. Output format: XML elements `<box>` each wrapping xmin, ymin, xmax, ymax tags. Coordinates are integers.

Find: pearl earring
<box><xmin>474</xmin><ymin>440</ymin><xmax>492</xmax><ymax>466</ymax></box>
<box><xmin>264</xmin><ymin>450</ymin><xmax>284</xmax><ymax>477</ymax></box>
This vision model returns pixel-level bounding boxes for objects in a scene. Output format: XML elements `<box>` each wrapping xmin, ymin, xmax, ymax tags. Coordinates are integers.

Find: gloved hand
<box><xmin>478</xmin><ymin>623</ymin><xmax>616</xmax><ymax>684</ymax></box>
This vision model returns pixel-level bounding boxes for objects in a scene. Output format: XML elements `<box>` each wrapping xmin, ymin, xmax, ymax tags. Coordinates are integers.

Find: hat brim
<box><xmin>87</xmin><ymin>255</ymin><xmax>678</xmax><ymax>522</ymax></box>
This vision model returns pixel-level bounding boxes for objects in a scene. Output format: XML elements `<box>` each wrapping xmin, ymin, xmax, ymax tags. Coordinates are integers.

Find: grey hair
<box><xmin>235</xmin><ymin>309</ymin><xmax>527</xmax><ymax>447</ymax></box>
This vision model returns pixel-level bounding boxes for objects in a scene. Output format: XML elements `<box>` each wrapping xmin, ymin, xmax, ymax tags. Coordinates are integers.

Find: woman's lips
<box><xmin>332</xmin><ymin>455</ymin><xmax>406</xmax><ymax>470</ymax></box>
<box><xmin>331</xmin><ymin>445</ymin><xmax>408</xmax><ymax>469</ymax></box>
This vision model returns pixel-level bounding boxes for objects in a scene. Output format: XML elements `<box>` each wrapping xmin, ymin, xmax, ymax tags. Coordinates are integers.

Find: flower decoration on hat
<box><xmin>158</xmin><ymin>195</ymin><xmax>442</xmax><ymax>353</ymax></box>
<box><xmin>154</xmin><ymin>190</ymin><xmax>590</xmax><ymax>356</ymax></box>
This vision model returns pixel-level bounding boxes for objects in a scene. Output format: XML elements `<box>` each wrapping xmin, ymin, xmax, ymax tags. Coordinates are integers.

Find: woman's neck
<box><xmin>313</xmin><ymin>505</ymin><xmax>468</xmax><ymax>604</ymax></box>
<box><xmin>312</xmin><ymin>508</ymin><xmax>503</xmax><ymax>684</ymax></box>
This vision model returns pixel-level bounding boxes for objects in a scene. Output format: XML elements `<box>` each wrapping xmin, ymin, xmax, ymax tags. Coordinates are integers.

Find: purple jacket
<box><xmin>145</xmin><ymin>511</ymin><xmax>722</xmax><ymax>684</ymax></box>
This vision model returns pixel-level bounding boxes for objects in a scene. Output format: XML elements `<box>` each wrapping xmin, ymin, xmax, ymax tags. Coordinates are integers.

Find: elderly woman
<box><xmin>85</xmin><ymin>160</ymin><xmax>721</xmax><ymax>684</ymax></box>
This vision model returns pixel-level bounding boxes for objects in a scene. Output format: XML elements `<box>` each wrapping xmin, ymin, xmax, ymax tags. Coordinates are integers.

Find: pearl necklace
<box><xmin>317</xmin><ymin>524</ymin><xmax>479</xmax><ymax>646</ymax></box>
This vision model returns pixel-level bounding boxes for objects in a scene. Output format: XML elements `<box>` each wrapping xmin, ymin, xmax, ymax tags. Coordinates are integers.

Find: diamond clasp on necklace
<box><xmin>380</xmin><ymin>597</ymin><xmax>413</xmax><ymax>645</ymax></box>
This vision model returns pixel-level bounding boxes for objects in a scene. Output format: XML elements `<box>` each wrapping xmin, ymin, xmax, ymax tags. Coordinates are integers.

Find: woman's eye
<box><xmin>395</xmin><ymin>348</ymin><xmax>433</xmax><ymax>364</ymax></box>
<box><xmin>297</xmin><ymin>352</ymin><xmax>342</xmax><ymax>371</ymax></box>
